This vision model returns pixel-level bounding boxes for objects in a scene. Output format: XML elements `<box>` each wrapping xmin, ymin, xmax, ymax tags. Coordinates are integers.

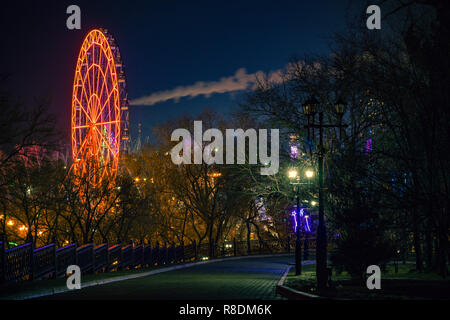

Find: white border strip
<box><xmin>277</xmin><ymin>265</ymin><xmax>292</xmax><ymax>286</ymax></box>
<box><xmin>275</xmin><ymin>261</ymin><xmax>322</xmax><ymax>299</ymax></box>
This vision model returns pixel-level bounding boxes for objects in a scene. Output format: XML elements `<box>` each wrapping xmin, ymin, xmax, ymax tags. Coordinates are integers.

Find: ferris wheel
<box><xmin>71</xmin><ymin>29</ymin><xmax>129</xmax><ymax>186</ymax></box>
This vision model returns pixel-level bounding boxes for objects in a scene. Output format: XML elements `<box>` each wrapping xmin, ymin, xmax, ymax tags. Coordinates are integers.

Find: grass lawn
<box><xmin>284</xmin><ymin>263</ymin><xmax>450</xmax><ymax>300</ymax></box>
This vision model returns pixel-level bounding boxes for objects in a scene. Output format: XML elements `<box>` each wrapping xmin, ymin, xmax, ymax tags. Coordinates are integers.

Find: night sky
<box><xmin>0</xmin><ymin>0</ymin><xmax>353</xmax><ymax>143</ymax></box>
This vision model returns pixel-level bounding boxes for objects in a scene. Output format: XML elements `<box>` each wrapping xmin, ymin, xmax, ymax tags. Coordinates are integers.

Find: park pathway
<box><xmin>41</xmin><ymin>255</ymin><xmax>298</xmax><ymax>300</ymax></box>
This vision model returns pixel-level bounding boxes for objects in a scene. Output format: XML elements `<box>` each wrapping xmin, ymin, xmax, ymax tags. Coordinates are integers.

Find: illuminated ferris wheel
<box><xmin>71</xmin><ymin>29</ymin><xmax>129</xmax><ymax>186</ymax></box>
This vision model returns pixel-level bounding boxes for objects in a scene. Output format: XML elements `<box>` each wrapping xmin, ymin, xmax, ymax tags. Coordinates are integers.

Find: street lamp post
<box><xmin>304</xmin><ymin>168</ymin><xmax>314</xmax><ymax>261</ymax></box>
<box><xmin>303</xmin><ymin>96</ymin><xmax>347</xmax><ymax>292</ymax></box>
<box><xmin>295</xmin><ymin>184</ymin><xmax>302</xmax><ymax>276</ymax></box>
<box><xmin>288</xmin><ymin>169</ymin><xmax>302</xmax><ymax>275</ymax></box>
<box><xmin>288</xmin><ymin>168</ymin><xmax>315</xmax><ymax>275</ymax></box>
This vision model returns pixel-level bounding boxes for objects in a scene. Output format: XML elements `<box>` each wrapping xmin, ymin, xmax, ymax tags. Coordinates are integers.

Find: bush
<box><xmin>330</xmin><ymin>207</ymin><xmax>396</xmax><ymax>283</ymax></box>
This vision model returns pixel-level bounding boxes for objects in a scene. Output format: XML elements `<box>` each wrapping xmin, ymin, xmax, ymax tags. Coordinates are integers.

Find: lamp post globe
<box><xmin>334</xmin><ymin>97</ymin><xmax>346</xmax><ymax>116</ymax></box>
<box><xmin>305</xmin><ymin>169</ymin><xmax>314</xmax><ymax>179</ymax></box>
<box><xmin>288</xmin><ymin>169</ymin><xmax>298</xmax><ymax>180</ymax></box>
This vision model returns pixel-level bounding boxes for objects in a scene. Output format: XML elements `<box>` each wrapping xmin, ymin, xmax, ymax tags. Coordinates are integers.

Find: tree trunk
<box><xmin>246</xmin><ymin>220</ymin><xmax>251</xmax><ymax>255</ymax></box>
<box><xmin>425</xmin><ymin>219</ymin><xmax>433</xmax><ymax>269</ymax></box>
<box><xmin>208</xmin><ymin>221</ymin><xmax>214</xmax><ymax>258</ymax></box>
<box><xmin>412</xmin><ymin>208</ymin><xmax>424</xmax><ymax>271</ymax></box>
<box><xmin>437</xmin><ymin>228</ymin><xmax>448</xmax><ymax>278</ymax></box>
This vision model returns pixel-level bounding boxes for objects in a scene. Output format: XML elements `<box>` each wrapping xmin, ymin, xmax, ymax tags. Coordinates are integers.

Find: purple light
<box><xmin>365</xmin><ymin>138</ymin><xmax>372</xmax><ymax>155</ymax></box>
<box><xmin>305</xmin><ymin>215</ymin><xmax>311</xmax><ymax>232</ymax></box>
<box><xmin>290</xmin><ymin>208</ymin><xmax>311</xmax><ymax>233</ymax></box>
<box><xmin>291</xmin><ymin>210</ymin><xmax>299</xmax><ymax>231</ymax></box>
<box><xmin>290</xmin><ymin>145</ymin><xmax>298</xmax><ymax>159</ymax></box>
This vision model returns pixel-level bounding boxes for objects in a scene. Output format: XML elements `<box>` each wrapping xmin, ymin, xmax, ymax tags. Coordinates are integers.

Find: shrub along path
<box><xmin>284</xmin><ymin>263</ymin><xmax>450</xmax><ymax>299</ymax></box>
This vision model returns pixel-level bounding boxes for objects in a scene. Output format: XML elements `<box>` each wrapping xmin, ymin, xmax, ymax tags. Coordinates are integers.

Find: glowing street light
<box><xmin>288</xmin><ymin>169</ymin><xmax>298</xmax><ymax>180</ymax></box>
<box><xmin>334</xmin><ymin>97</ymin><xmax>346</xmax><ymax>116</ymax></box>
<box><xmin>305</xmin><ymin>169</ymin><xmax>314</xmax><ymax>179</ymax></box>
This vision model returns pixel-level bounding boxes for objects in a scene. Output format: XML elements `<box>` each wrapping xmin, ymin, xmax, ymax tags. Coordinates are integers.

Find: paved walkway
<box><xmin>41</xmin><ymin>255</ymin><xmax>297</xmax><ymax>300</ymax></box>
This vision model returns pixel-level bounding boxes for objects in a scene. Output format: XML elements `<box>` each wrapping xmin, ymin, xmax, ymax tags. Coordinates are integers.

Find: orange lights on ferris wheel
<box><xmin>209</xmin><ymin>172</ymin><xmax>222</xmax><ymax>178</ymax></box>
<box><xmin>71</xmin><ymin>29</ymin><xmax>127</xmax><ymax>186</ymax></box>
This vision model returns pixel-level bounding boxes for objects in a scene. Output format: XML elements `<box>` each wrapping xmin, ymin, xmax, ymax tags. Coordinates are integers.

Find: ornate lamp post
<box><xmin>288</xmin><ymin>168</ymin><xmax>302</xmax><ymax>275</ymax></box>
<box><xmin>303</xmin><ymin>96</ymin><xmax>347</xmax><ymax>291</ymax></box>
<box><xmin>288</xmin><ymin>168</ymin><xmax>315</xmax><ymax>275</ymax></box>
<box><xmin>304</xmin><ymin>168</ymin><xmax>314</xmax><ymax>260</ymax></box>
